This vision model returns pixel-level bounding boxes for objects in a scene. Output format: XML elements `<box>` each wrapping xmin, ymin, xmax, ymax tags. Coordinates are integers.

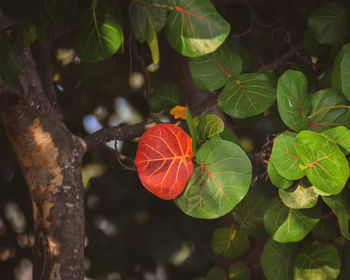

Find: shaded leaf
<box><xmin>220</xmin><ymin>128</ymin><xmax>240</xmax><ymax>146</ymax></box>
<box><xmin>218</xmin><ymin>73</ymin><xmax>276</xmax><ymax>119</ymax></box>
<box><xmin>186</xmin><ymin>106</ymin><xmax>198</xmax><ymax>154</ymax></box>
<box><xmin>295</xmin><ymin>130</ymin><xmax>349</xmax><ymax>195</ymax></box>
<box><xmin>231</xmin><ymin>186</ymin><xmax>270</xmax><ymax>237</ymax></box>
<box><xmin>338</xmin><ymin>241</ymin><xmax>350</xmax><ymax>280</ymax></box>
<box><xmin>206</xmin><ymin>266</ymin><xmax>227</xmax><ymax>280</ymax></box>
<box><xmin>176</xmin><ymin>139</ymin><xmax>251</xmax><ymax>219</ymax></box>
<box><xmin>0</xmin><ymin>41</ymin><xmax>21</xmax><ymax>85</ymax></box>
<box><xmin>323</xmin><ymin>188</ymin><xmax>350</xmax><ymax>240</ymax></box>
<box><xmin>227</xmin><ymin>41</ymin><xmax>251</xmax><ymax>72</ymax></box>
<box><xmin>279</xmin><ymin>179</ymin><xmax>319</xmax><ymax>209</ymax></box>
<box><xmin>148</xmin><ymin>83</ymin><xmax>181</xmax><ymax>113</ymax></box>
<box><xmin>261</xmin><ymin>238</ymin><xmax>298</xmax><ymax>280</ymax></box>
<box><xmin>45</xmin><ymin>0</ymin><xmax>80</xmax><ymax>26</ymax></box>
<box><xmin>322</xmin><ymin>126</ymin><xmax>350</xmax><ymax>152</ymax></box>
<box><xmin>268</xmin><ymin>160</ymin><xmax>294</xmax><ymax>189</ymax></box>
<box><xmin>189</xmin><ymin>43</ymin><xmax>242</xmax><ymax>91</ymax></box>
<box><xmin>228</xmin><ymin>262</ymin><xmax>251</xmax><ymax>280</ymax></box>
<box><xmin>270</xmin><ymin>132</ymin><xmax>305</xmax><ymax>180</ymax></box>
<box><xmin>197</xmin><ymin>114</ymin><xmax>224</xmax><ymax>145</ymax></box>
<box><xmin>302</xmin><ymin>29</ymin><xmax>328</xmax><ymax>57</ymax></box>
<box><xmin>331</xmin><ymin>43</ymin><xmax>350</xmax><ymax>101</ymax></box>
<box><xmin>294</xmin><ymin>241</ymin><xmax>341</xmax><ymax>280</ymax></box>
<box><xmin>312</xmin><ymin>220</ymin><xmax>337</xmax><ymax>239</ymax></box>
<box><xmin>263</xmin><ymin>196</ymin><xmax>321</xmax><ymax>243</ymax></box>
<box><xmin>211</xmin><ymin>226</ymin><xmax>250</xmax><ymax>259</ymax></box>
<box><xmin>277</xmin><ymin>70</ymin><xmax>311</xmax><ymax>132</ymax></box>
<box><xmin>135</xmin><ymin>124</ymin><xmax>194</xmax><ymax>199</ymax></box>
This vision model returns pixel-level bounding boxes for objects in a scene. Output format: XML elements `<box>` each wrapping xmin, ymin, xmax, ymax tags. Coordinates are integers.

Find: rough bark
<box><xmin>0</xmin><ymin>49</ymin><xmax>86</xmax><ymax>279</ymax></box>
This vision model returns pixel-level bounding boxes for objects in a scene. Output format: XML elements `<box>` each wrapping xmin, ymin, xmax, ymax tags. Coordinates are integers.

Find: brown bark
<box><xmin>0</xmin><ymin>49</ymin><xmax>86</xmax><ymax>279</ymax></box>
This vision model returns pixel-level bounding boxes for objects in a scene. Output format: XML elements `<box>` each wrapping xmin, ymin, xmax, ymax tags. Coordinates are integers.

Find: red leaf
<box><xmin>135</xmin><ymin>124</ymin><xmax>194</xmax><ymax>200</ymax></box>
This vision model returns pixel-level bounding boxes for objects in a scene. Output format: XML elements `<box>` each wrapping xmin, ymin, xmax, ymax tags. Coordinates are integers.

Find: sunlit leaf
<box><xmin>228</xmin><ymin>262</ymin><xmax>251</xmax><ymax>280</ymax></box>
<box><xmin>148</xmin><ymin>83</ymin><xmax>181</xmax><ymax>113</ymax></box>
<box><xmin>135</xmin><ymin>124</ymin><xmax>194</xmax><ymax>200</ymax></box>
<box><xmin>295</xmin><ymin>130</ymin><xmax>349</xmax><ymax>195</ymax></box>
<box><xmin>268</xmin><ymin>160</ymin><xmax>294</xmax><ymax>189</ymax></box>
<box><xmin>322</xmin><ymin>126</ymin><xmax>350</xmax><ymax>152</ymax></box>
<box><xmin>263</xmin><ymin>196</ymin><xmax>321</xmax><ymax>243</ymax></box>
<box><xmin>165</xmin><ymin>0</ymin><xmax>230</xmax><ymax>57</ymax></box>
<box><xmin>196</xmin><ymin>114</ymin><xmax>224</xmax><ymax>145</ymax></box>
<box><xmin>218</xmin><ymin>73</ymin><xmax>276</xmax><ymax>119</ymax></box>
<box><xmin>294</xmin><ymin>241</ymin><xmax>341</xmax><ymax>280</ymax></box>
<box><xmin>277</xmin><ymin>70</ymin><xmax>311</xmax><ymax>132</ymax></box>
<box><xmin>176</xmin><ymin>139</ymin><xmax>251</xmax><ymax>219</ymax></box>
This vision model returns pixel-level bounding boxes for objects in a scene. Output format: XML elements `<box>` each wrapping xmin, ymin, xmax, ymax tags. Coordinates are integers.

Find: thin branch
<box><xmin>114</xmin><ymin>140</ymin><xmax>137</xmax><ymax>171</ymax></box>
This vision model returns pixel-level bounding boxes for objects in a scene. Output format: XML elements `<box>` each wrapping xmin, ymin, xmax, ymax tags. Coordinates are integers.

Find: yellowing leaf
<box><xmin>170</xmin><ymin>105</ymin><xmax>186</xmax><ymax>120</ymax></box>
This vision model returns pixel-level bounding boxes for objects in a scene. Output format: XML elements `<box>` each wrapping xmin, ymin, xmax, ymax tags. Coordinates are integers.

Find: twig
<box><xmin>114</xmin><ymin>140</ymin><xmax>137</xmax><ymax>171</ymax></box>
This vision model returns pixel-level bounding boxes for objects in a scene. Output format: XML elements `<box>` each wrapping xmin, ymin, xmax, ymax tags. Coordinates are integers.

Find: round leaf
<box><xmin>211</xmin><ymin>226</ymin><xmax>250</xmax><ymax>259</ymax></box>
<box><xmin>263</xmin><ymin>196</ymin><xmax>321</xmax><ymax>243</ymax></box>
<box><xmin>148</xmin><ymin>83</ymin><xmax>181</xmax><ymax>113</ymax></box>
<box><xmin>196</xmin><ymin>114</ymin><xmax>224</xmax><ymax>145</ymax></box>
<box><xmin>268</xmin><ymin>160</ymin><xmax>294</xmax><ymax>189</ymax></box>
<box><xmin>75</xmin><ymin>11</ymin><xmax>123</xmax><ymax>63</ymax></box>
<box><xmin>189</xmin><ymin>44</ymin><xmax>242</xmax><ymax>91</ymax></box>
<box><xmin>206</xmin><ymin>266</ymin><xmax>227</xmax><ymax>280</ymax></box>
<box><xmin>165</xmin><ymin>0</ymin><xmax>230</xmax><ymax>57</ymax></box>
<box><xmin>227</xmin><ymin>41</ymin><xmax>251</xmax><ymax>72</ymax></box>
<box><xmin>261</xmin><ymin>238</ymin><xmax>298</xmax><ymax>280</ymax></box>
<box><xmin>277</xmin><ymin>70</ymin><xmax>311</xmax><ymax>132</ymax></box>
<box><xmin>295</xmin><ymin>131</ymin><xmax>349</xmax><ymax>195</ymax></box>
<box><xmin>228</xmin><ymin>262</ymin><xmax>251</xmax><ymax>280</ymax></box>
<box><xmin>135</xmin><ymin>124</ymin><xmax>194</xmax><ymax>200</ymax></box>
<box><xmin>294</xmin><ymin>241</ymin><xmax>341</xmax><ymax>280</ymax></box>
<box><xmin>270</xmin><ymin>132</ymin><xmax>305</xmax><ymax>180</ymax></box>
<box><xmin>175</xmin><ymin>139</ymin><xmax>252</xmax><ymax>219</ymax></box>
<box><xmin>279</xmin><ymin>180</ymin><xmax>319</xmax><ymax>209</ymax></box>
<box><xmin>218</xmin><ymin>73</ymin><xmax>276</xmax><ymax>119</ymax></box>
<box><xmin>220</xmin><ymin>128</ymin><xmax>240</xmax><ymax>146</ymax></box>
<box><xmin>322</xmin><ymin>126</ymin><xmax>350</xmax><ymax>153</ymax></box>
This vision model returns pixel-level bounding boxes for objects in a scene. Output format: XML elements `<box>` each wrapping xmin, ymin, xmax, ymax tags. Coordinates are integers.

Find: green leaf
<box><xmin>268</xmin><ymin>160</ymin><xmax>294</xmax><ymax>189</ymax></box>
<box><xmin>231</xmin><ymin>186</ymin><xmax>270</xmax><ymax>237</ymax></box>
<box><xmin>277</xmin><ymin>70</ymin><xmax>311</xmax><ymax>132</ymax></box>
<box><xmin>165</xmin><ymin>0</ymin><xmax>230</xmax><ymax>57</ymax></box>
<box><xmin>323</xmin><ymin>188</ymin><xmax>350</xmax><ymax>240</ymax></box>
<box><xmin>307</xmin><ymin>2</ymin><xmax>347</xmax><ymax>45</ymax></box>
<box><xmin>206</xmin><ymin>266</ymin><xmax>227</xmax><ymax>280</ymax></box>
<box><xmin>312</xmin><ymin>220</ymin><xmax>337</xmax><ymax>239</ymax></box>
<box><xmin>227</xmin><ymin>262</ymin><xmax>251</xmax><ymax>280</ymax></box>
<box><xmin>331</xmin><ymin>44</ymin><xmax>350</xmax><ymax>101</ymax></box>
<box><xmin>148</xmin><ymin>83</ymin><xmax>181</xmax><ymax>113</ymax></box>
<box><xmin>0</xmin><ymin>39</ymin><xmax>21</xmax><ymax>86</ymax></box>
<box><xmin>339</xmin><ymin>241</ymin><xmax>350</xmax><ymax>280</ymax></box>
<box><xmin>189</xmin><ymin>44</ymin><xmax>242</xmax><ymax>91</ymax></box>
<box><xmin>186</xmin><ymin>106</ymin><xmax>198</xmax><ymax>154</ymax></box>
<box><xmin>44</xmin><ymin>0</ymin><xmax>80</xmax><ymax>26</ymax></box>
<box><xmin>175</xmin><ymin>139</ymin><xmax>251</xmax><ymax>219</ymax></box>
<box><xmin>302</xmin><ymin>29</ymin><xmax>328</xmax><ymax>57</ymax></box>
<box><xmin>263</xmin><ymin>196</ymin><xmax>321</xmax><ymax>243</ymax></box>
<box><xmin>75</xmin><ymin>10</ymin><xmax>123</xmax><ymax>63</ymax></box>
<box><xmin>278</xmin><ymin>179</ymin><xmax>319</xmax><ymax>209</ymax></box>
<box><xmin>196</xmin><ymin>114</ymin><xmax>224</xmax><ymax>145</ymax></box>
<box><xmin>309</xmin><ymin>88</ymin><xmax>349</xmax><ymax>132</ymax></box>
<box><xmin>211</xmin><ymin>226</ymin><xmax>250</xmax><ymax>259</ymax></box>
<box><xmin>294</xmin><ymin>241</ymin><xmax>341</xmax><ymax>280</ymax></box>
<box><xmin>322</xmin><ymin>126</ymin><xmax>350</xmax><ymax>152</ymax></box>
<box><xmin>227</xmin><ymin>41</ymin><xmax>251</xmax><ymax>72</ymax></box>
<box><xmin>218</xmin><ymin>73</ymin><xmax>276</xmax><ymax>119</ymax></box>
<box><xmin>295</xmin><ymin>130</ymin><xmax>349</xmax><ymax>195</ymax></box>
<box><xmin>270</xmin><ymin>132</ymin><xmax>305</xmax><ymax>180</ymax></box>
<box><xmin>261</xmin><ymin>238</ymin><xmax>298</xmax><ymax>280</ymax></box>
<box><xmin>220</xmin><ymin>128</ymin><xmax>240</xmax><ymax>146</ymax></box>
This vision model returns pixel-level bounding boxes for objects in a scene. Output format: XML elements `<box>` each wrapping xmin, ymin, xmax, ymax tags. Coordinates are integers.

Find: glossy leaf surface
<box><xmin>264</xmin><ymin>196</ymin><xmax>321</xmax><ymax>243</ymax></box>
<box><xmin>261</xmin><ymin>238</ymin><xmax>298</xmax><ymax>280</ymax></box>
<box><xmin>165</xmin><ymin>0</ymin><xmax>230</xmax><ymax>57</ymax></box>
<box><xmin>135</xmin><ymin>124</ymin><xmax>194</xmax><ymax>199</ymax></box>
<box><xmin>228</xmin><ymin>262</ymin><xmax>251</xmax><ymax>280</ymax></box>
<box><xmin>189</xmin><ymin>44</ymin><xmax>242</xmax><ymax>91</ymax></box>
<box><xmin>176</xmin><ymin>139</ymin><xmax>251</xmax><ymax>219</ymax></box>
<box><xmin>322</xmin><ymin>126</ymin><xmax>350</xmax><ymax>152</ymax></box>
<box><xmin>294</xmin><ymin>241</ymin><xmax>341</xmax><ymax>280</ymax></box>
<box><xmin>268</xmin><ymin>160</ymin><xmax>294</xmax><ymax>189</ymax></box>
<box><xmin>148</xmin><ymin>83</ymin><xmax>181</xmax><ymax>113</ymax></box>
<box><xmin>218</xmin><ymin>73</ymin><xmax>276</xmax><ymax>119</ymax></box>
<box><xmin>277</xmin><ymin>70</ymin><xmax>311</xmax><ymax>131</ymax></box>
<box><xmin>295</xmin><ymin>131</ymin><xmax>349</xmax><ymax>195</ymax></box>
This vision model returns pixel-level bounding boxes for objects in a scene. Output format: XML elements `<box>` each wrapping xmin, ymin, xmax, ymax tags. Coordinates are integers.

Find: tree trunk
<box><xmin>0</xmin><ymin>49</ymin><xmax>86</xmax><ymax>279</ymax></box>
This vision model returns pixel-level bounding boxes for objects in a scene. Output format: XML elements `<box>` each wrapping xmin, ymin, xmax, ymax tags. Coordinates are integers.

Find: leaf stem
<box><xmin>307</xmin><ymin>105</ymin><xmax>350</xmax><ymax>119</ymax></box>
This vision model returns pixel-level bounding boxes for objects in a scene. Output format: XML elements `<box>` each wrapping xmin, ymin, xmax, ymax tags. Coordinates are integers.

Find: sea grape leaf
<box><xmin>75</xmin><ymin>4</ymin><xmax>123</xmax><ymax>63</ymax></box>
<box><xmin>263</xmin><ymin>196</ymin><xmax>321</xmax><ymax>243</ymax></box>
<box><xmin>278</xmin><ymin>179</ymin><xmax>319</xmax><ymax>209</ymax></box>
<box><xmin>227</xmin><ymin>41</ymin><xmax>251</xmax><ymax>72</ymax></box>
<box><xmin>175</xmin><ymin>139</ymin><xmax>251</xmax><ymax>219</ymax></box>
<box><xmin>294</xmin><ymin>241</ymin><xmax>341</xmax><ymax>280</ymax></box>
<box><xmin>165</xmin><ymin>0</ymin><xmax>230</xmax><ymax>57</ymax></box>
<box><xmin>135</xmin><ymin>123</ymin><xmax>194</xmax><ymax>200</ymax></box>
<box><xmin>331</xmin><ymin>43</ymin><xmax>350</xmax><ymax>100</ymax></box>
<box><xmin>148</xmin><ymin>83</ymin><xmax>181</xmax><ymax>113</ymax></box>
<box><xmin>295</xmin><ymin>131</ymin><xmax>349</xmax><ymax>195</ymax></box>
<box><xmin>277</xmin><ymin>70</ymin><xmax>311</xmax><ymax>131</ymax></box>
<box><xmin>211</xmin><ymin>226</ymin><xmax>250</xmax><ymax>259</ymax></box>
<box><xmin>261</xmin><ymin>238</ymin><xmax>298</xmax><ymax>280</ymax></box>
<box><xmin>307</xmin><ymin>2</ymin><xmax>347</xmax><ymax>45</ymax></box>
<box><xmin>220</xmin><ymin>128</ymin><xmax>240</xmax><ymax>146</ymax></box>
<box><xmin>189</xmin><ymin>43</ymin><xmax>242</xmax><ymax>91</ymax></box>
<box><xmin>218</xmin><ymin>73</ymin><xmax>276</xmax><ymax>119</ymax></box>
<box><xmin>186</xmin><ymin>106</ymin><xmax>198</xmax><ymax>154</ymax></box>
<box><xmin>44</xmin><ymin>0</ymin><xmax>79</xmax><ymax>26</ymax></box>
<box><xmin>322</xmin><ymin>126</ymin><xmax>350</xmax><ymax>152</ymax></box>
<box><xmin>308</xmin><ymin>88</ymin><xmax>348</xmax><ymax>132</ymax></box>
<box><xmin>268</xmin><ymin>160</ymin><xmax>294</xmax><ymax>189</ymax></box>
<box><xmin>312</xmin><ymin>220</ymin><xmax>337</xmax><ymax>239</ymax></box>
<box><xmin>206</xmin><ymin>266</ymin><xmax>227</xmax><ymax>280</ymax></box>
<box><xmin>227</xmin><ymin>262</ymin><xmax>251</xmax><ymax>280</ymax></box>
<box><xmin>323</xmin><ymin>188</ymin><xmax>350</xmax><ymax>240</ymax></box>
<box><xmin>231</xmin><ymin>186</ymin><xmax>270</xmax><ymax>237</ymax></box>
<box><xmin>339</xmin><ymin>241</ymin><xmax>350</xmax><ymax>280</ymax></box>
<box><xmin>302</xmin><ymin>29</ymin><xmax>328</xmax><ymax>57</ymax></box>
<box><xmin>0</xmin><ymin>40</ymin><xmax>21</xmax><ymax>85</ymax></box>
<box><xmin>269</xmin><ymin>132</ymin><xmax>305</xmax><ymax>180</ymax></box>
<box><xmin>196</xmin><ymin>114</ymin><xmax>224</xmax><ymax>145</ymax></box>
